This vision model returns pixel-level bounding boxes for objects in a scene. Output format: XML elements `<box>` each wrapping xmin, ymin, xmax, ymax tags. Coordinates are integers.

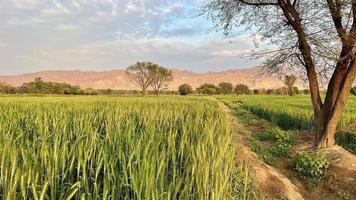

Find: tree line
<box><xmin>1</xmin><ymin>70</ymin><xmax>355</xmax><ymax>96</ymax></box>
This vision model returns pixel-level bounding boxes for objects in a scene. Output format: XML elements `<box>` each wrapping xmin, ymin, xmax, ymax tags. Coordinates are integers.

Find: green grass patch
<box><xmin>293</xmin><ymin>151</ymin><xmax>329</xmax><ymax>185</ymax></box>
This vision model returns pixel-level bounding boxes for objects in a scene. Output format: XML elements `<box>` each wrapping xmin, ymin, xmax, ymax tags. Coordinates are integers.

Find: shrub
<box><xmin>197</xmin><ymin>84</ymin><xmax>219</xmax><ymax>95</ymax></box>
<box><xmin>302</xmin><ymin>89</ymin><xmax>311</xmax><ymax>95</ymax></box>
<box><xmin>293</xmin><ymin>87</ymin><xmax>300</xmax><ymax>94</ymax></box>
<box><xmin>234</xmin><ymin>84</ymin><xmax>250</xmax><ymax>95</ymax></box>
<box><xmin>255</xmin><ymin>127</ymin><xmax>280</xmax><ymax>141</ymax></box>
<box><xmin>267</xmin><ymin>89</ymin><xmax>275</xmax><ymax>95</ymax></box>
<box><xmin>293</xmin><ymin>151</ymin><xmax>329</xmax><ymax>185</ymax></box>
<box><xmin>250</xmin><ymin>138</ymin><xmax>275</xmax><ymax>165</ymax></box>
<box><xmin>254</xmin><ymin>128</ymin><xmax>294</xmax><ymax>157</ymax></box>
<box><xmin>270</xmin><ymin>141</ymin><xmax>293</xmax><ymax>157</ymax></box>
<box><xmin>218</xmin><ymin>82</ymin><xmax>234</xmax><ymax>94</ymax></box>
<box><xmin>178</xmin><ymin>84</ymin><xmax>193</xmax><ymax>95</ymax></box>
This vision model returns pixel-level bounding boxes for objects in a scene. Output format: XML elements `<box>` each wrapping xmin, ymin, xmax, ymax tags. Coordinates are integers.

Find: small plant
<box><xmin>254</xmin><ymin>127</ymin><xmax>280</xmax><ymax>141</ymax></box>
<box><xmin>293</xmin><ymin>151</ymin><xmax>329</xmax><ymax>185</ymax></box>
<box><xmin>254</xmin><ymin>128</ymin><xmax>295</xmax><ymax>157</ymax></box>
<box><xmin>270</xmin><ymin>141</ymin><xmax>293</xmax><ymax>157</ymax></box>
<box><xmin>250</xmin><ymin>138</ymin><xmax>275</xmax><ymax>165</ymax></box>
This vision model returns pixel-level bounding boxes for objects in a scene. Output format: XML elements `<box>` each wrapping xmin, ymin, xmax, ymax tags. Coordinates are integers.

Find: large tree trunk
<box><xmin>313</xmin><ymin>60</ymin><xmax>356</xmax><ymax>148</ymax></box>
<box><xmin>314</xmin><ymin>109</ymin><xmax>338</xmax><ymax>148</ymax></box>
<box><xmin>142</xmin><ymin>88</ymin><xmax>147</xmax><ymax>96</ymax></box>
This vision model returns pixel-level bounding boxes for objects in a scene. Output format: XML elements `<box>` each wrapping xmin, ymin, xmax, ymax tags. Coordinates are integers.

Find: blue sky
<box><xmin>0</xmin><ymin>0</ymin><xmax>260</xmax><ymax>75</ymax></box>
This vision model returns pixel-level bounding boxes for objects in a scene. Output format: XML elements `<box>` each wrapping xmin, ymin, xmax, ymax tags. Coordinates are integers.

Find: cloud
<box><xmin>0</xmin><ymin>0</ymin><xmax>261</xmax><ymax>75</ymax></box>
<box><xmin>53</xmin><ymin>24</ymin><xmax>78</xmax><ymax>31</ymax></box>
<box><xmin>210</xmin><ymin>50</ymin><xmax>250</xmax><ymax>57</ymax></box>
<box><xmin>11</xmin><ymin>0</ymin><xmax>39</xmax><ymax>9</ymax></box>
<box><xmin>6</xmin><ymin>17</ymin><xmax>45</xmax><ymax>26</ymax></box>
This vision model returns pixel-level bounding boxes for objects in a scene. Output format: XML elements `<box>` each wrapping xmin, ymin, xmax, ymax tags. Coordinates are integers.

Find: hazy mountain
<box><xmin>0</xmin><ymin>67</ymin><xmax>301</xmax><ymax>90</ymax></box>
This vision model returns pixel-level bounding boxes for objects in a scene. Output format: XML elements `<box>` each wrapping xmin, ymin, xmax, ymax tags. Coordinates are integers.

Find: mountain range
<box><xmin>0</xmin><ymin>67</ymin><xmax>298</xmax><ymax>90</ymax></box>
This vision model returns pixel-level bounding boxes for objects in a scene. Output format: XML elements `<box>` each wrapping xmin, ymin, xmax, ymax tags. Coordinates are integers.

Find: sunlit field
<box><xmin>218</xmin><ymin>95</ymin><xmax>356</xmax><ymax>131</ymax></box>
<box><xmin>0</xmin><ymin>96</ymin><xmax>243</xmax><ymax>200</ymax></box>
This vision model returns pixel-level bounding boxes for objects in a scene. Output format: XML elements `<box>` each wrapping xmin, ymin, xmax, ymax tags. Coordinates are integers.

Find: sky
<box><xmin>0</xmin><ymin>0</ymin><xmax>260</xmax><ymax>75</ymax></box>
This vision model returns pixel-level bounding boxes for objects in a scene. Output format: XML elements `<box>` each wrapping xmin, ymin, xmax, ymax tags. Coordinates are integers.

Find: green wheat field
<box><xmin>0</xmin><ymin>95</ymin><xmax>355</xmax><ymax>199</ymax></box>
<box><xmin>0</xmin><ymin>96</ymin><xmax>246</xmax><ymax>200</ymax></box>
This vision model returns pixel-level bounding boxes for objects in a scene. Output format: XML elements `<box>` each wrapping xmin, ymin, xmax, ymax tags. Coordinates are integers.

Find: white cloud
<box><xmin>11</xmin><ymin>0</ymin><xmax>38</xmax><ymax>9</ymax></box>
<box><xmin>51</xmin><ymin>0</ymin><xmax>71</xmax><ymax>14</ymax></box>
<box><xmin>54</xmin><ymin>24</ymin><xmax>78</xmax><ymax>31</ymax></box>
<box><xmin>0</xmin><ymin>42</ymin><xmax>6</xmax><ymax>48</ymax></box>
<box><xmin>210</xmin><ymin>50</ymin><xmax>250</xmax><ymax>57</ymax></box>
<box><xmin>0</xmin><ymin>0</ymin><xmax>261</xmax><ymax>74</ymax></box>
<box><xmin>6</xmin><ymin>17</ymin><xmax>45</xmax><ymax>26</ymax></box>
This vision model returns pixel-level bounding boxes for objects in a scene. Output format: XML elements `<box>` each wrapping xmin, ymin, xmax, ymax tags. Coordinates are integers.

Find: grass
<box><xmin>217</xmin><ymin>95</ymin><xmax>356</xmax><ymax>131</ymax></box>
<box><xmin>218</xmin><ymin>95</ymin><xmax>356</xmax><ymax>155</ymax></box>
<box><xmin>0</xmin><ymin>96</ymin><xmax>254</xmax><ymax>200</ymax></box>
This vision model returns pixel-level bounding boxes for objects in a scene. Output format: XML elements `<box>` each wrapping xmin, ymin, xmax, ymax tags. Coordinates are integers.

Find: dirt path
<box><xmin>220</xmin><ymin>102</ymin><xmax>304</xmax><ymax>200</ymax></box>
<box><xmin>220</xmin><ymin>101</ymin><xmax>356</xmax><ymax>200</ymax></box>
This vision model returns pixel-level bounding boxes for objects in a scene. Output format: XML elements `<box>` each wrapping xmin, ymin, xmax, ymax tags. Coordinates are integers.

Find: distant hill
<box><xmin>0</xmin><ymin>67</ymin><xmax>303</xmax><ymax>90</ymax></box>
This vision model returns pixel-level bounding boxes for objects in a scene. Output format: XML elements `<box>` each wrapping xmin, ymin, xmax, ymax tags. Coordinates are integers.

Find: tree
<box><xmin>284</xmin><ymin>75</ymin><xmax>297</xmax><ymax>96</ymax></box>
<box><xmin>126</xmin><ymin>62</ymin><xmax>157</xmax><ymax>96</ymax></box>
<box><xmin>197</xmin><ymin>84</ymin><xmax>219</xmax><ymax>95</ymax></box>
<box><xmin>267</xmin><ymin>89</ymin><xmax>275</xmax><ymax>95</ymax></box>
<box><xmin>178</xmin><ymin>84</ymin><xmax>193</xmax><ymax>95</ymax></box>
<box><xmin>151</xmin><ymin>66</ymin><xmax>173</xmax><ymax>96</ymax></box>
<box><xmin>218</xmin><ymin>82</ymin><xmax>234</xmax><ymax>94</ymax></box>
<box><xmin>234</xmin><ymin>84</ymin><xmax>250</xmax><ymax>95</ymax></box>
<box><xmin>202</xmin><ymin>0</ymin><xmax>356</xmax><ymax>148</ymax></box>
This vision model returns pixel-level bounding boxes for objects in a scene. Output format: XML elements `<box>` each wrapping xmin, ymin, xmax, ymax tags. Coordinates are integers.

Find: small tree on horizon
<box><xmin>151</xmin><ymin>66</ymin><xmax>173</xmax><ymax>96</ymax></box>
<box><xmin>178</xmin><ymin>84</ymin><xmax>193</xmax><ymax>95</ymax></box>
<box><xmin>218</xmin><ymin>82</ymin><xmax>234</xmax><ymax>94</ymax></box>
<box><xmin>234</xmin><ymin>84</ymin><xmax>250</xmax><ymax>95</ymax></box>
<box><xmin>284</xmin><ymin>75</ymin><xmax>297</xmax><ymax>96</ymax></box>
<box><xmin>126</xmin><ymin>62</ymin><xmax>157</xmax><ymax>96</ymax></box>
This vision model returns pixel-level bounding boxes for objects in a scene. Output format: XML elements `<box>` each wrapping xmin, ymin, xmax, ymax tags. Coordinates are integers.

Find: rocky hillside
<box><xmin>0</xmin><ymin>67</ymin><xmax>301</xmax><ymax>90</ymax></box>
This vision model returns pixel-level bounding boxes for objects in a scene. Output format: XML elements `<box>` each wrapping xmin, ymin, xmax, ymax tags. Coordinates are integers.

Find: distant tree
<box><xmin>197</xmin><ymin>83</ymin><xmax>219</xmax><ymax>95</ymax></box>
<box><xmin>83</xmin><ymin>88</ymin><xmax>98</xmax><ymax>95</ymax></box>
<box><xmin>126</xmin><ymin>62</ymin><xmax>157</xmax><ymax>96</ymax></box>
<box><xmin>0</xmin><ymin>83</ymin><xmax>16</xmax><ymax>94</ymax></box>
<box><xmin>303</xmin><ymin>89</ymin><xmax>311</xmax><ymax>95</ymax></box>
<box><xmin>253</xmin><ymin>89</ymin><xmax>260</xmax><ymax>95</ymax></box>
<box><xmin>275</xmin><ymin>87</ymin><xmax>289</xmax><ymax>95</ymax></box>
<box><xmin>151</xmin><ymin>66</ymin><xmax>173</xmax><ymax>96</ymax></box>
<box><xmin>178</xmin><ymin>84</ymin><xmax>193</xmax><ymax>95</ymax></box>
<box><xmin>218</xmin><ymin>82</ymin><xmax>233</xmax><ymax>94</ymax></box>
<box><xmin>234</xmin><ymin>84</ymin><xmax>249</xmax><ymax>95</ymax></box>
<box><xmin>17</xmin><ymin>78</ymin><xmax>81</xmax><ymax>95</ymax></box>
<box><xmin>267</xmin><ymin>89</ymin><xmax>275</xmax><ymax>95</ymax></box>
<box><xmin>284</xmin><ymin>75</ymin><xmax>297</xmax><ymax>96</ymax></box>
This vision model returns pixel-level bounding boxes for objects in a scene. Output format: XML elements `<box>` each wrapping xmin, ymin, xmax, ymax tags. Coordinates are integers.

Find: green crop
<box><xmin>0</xmin><ymin>96</ymin><xmax>250</xmax><ymax>200</ymax></box>
<box><xmin>218</xmin><ymin>95</ymin><xmax>356</xmax><ymax>131</ymax></box>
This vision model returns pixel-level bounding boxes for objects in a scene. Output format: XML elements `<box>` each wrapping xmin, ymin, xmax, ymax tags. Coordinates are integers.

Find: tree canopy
<box><xmin>178</xmin><ymin>84</ymin><xmax>193</xmax><ymax>95</ymax></box>
<box><xmin>284</xmin><ymin>75</ymin><xmax>298</xmax><ymax>96</ymax></box>
<box><xmin>218</xmin><ymin>82</ymin><xmax>234</xmax><ymax>94</ymax></box>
